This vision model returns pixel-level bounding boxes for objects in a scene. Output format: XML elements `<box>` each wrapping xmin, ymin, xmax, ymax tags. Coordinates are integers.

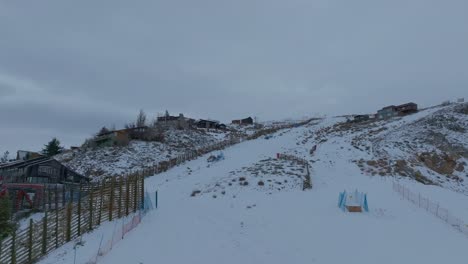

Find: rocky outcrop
<box><xmin>417</xmin><ymin>152</ymin><xmax>459</xmax><ymax>175</ymax></box>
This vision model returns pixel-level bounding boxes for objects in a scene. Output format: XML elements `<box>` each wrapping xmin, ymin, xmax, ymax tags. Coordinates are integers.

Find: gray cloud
<box><xmin>1</xmin><ymin>0</ymin><xmax>467</xmax><ymax>155</ymax></box>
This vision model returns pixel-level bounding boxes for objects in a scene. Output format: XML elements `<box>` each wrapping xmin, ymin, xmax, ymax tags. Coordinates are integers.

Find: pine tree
<box><xmin>42</xmin><ymin>138</ymin><xmax>63</xmax><ymax>157</ymax></box>
<box><xmin>97</xmin><ymin>126</ymin><xmax>110</xmax><ymax>136</ymax></box>
<box><xmin>0</xmin><ymin>194</ymin><xmax>13</xmax><ymax>238</ymax></box>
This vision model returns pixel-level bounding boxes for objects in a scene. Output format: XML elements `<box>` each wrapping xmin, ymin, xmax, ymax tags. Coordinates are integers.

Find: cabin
<box><xmin>0</xmin><ymin>157</ymin><xmax>89</xmax><ymax>184</ymax></box>
<box><xmin>353</xmin><ymin>115</ymin><xmax>370</xmax><ymax>123</ymax></box>
<box><xmin>232</xmin><ymin>117</ymin><xmax>254</xmax><ymax>126</ymax></box>
<box><xmin>377</xmin><ymin>105</ymin><xmax>398</xmax><ymax>119</ymax></box>
<box><xmin>94</xmin><ymin>126</ymin><xmax>151</xmax><ymax>146</ymax></box>
<box><xmin>377</xmin><ymin>102</ymin><xmax>418</xmax><ymax>119</ymax></box>
<box><xmin>156</xmin><ymin>112</ymin><xmax>195</xmax><ymax>130</ymax></box>
<box><xmin>16</xmin><ymin>150</ymin><xmax>43</xmax><ymax>161</ymax></box>
<box><xmin>395</xmin><ymin>102</ymin><xmax>418</xmax><ymax>115</ymax></box>
<box><xmin>196</xmin><ymin>119</ymin><xmax>226</xmax><ymax>129</ymax></box>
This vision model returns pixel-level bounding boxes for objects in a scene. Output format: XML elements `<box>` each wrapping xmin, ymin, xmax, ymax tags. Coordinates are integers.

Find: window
<box><xmin>38</xmin><ymin>165</ymin><xmax>59</xmax><ymax>178</ymax></box>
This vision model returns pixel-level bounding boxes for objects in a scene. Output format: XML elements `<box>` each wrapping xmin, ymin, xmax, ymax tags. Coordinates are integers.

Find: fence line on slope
<box><xmin>276</xmin><ymin>153</ymin><xmax>312</xmax><ymax>190</ymax></box>
<box><xmin>392</xmin><ymin>182</ymin><xmax>468</xmax><ymax>237</ymax></box>
<box><xmin>129</xmin><ymin>119</ymin><xmax>313</xmax><ymax>181</ymax></box>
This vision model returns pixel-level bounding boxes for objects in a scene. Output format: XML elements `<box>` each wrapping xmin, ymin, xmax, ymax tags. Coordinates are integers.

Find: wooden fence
<box><xmin>0</xmin><ymin>175</ymin><xmax>144</xmax><ymax>264</ymax></box>
<box><xmin>277</xmin><ymin>153</ymin><xmax>312</xmax><ymax>190</ymax></box>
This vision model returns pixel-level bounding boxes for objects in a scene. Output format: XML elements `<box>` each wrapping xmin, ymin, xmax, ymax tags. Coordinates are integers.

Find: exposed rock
<box><xmin>418</xmin><ymin>152</ymin><xmax>458</xmax><ymax>175</ymax></box>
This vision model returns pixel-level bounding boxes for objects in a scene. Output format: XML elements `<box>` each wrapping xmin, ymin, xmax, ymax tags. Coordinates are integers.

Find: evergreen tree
<box><xmin>42</xmin><ymin>138</ymin><xmax>63</xmax><ymax>157</ymax></box>
<box><xmin>97</xmin><ymin>126</ymin><xmax>110</xmax><ymax>136</ymax></box>
<box><xmin>0</xmin><ymin>194</ymin><xmax>13</xmax><ymax>238</ymax></box>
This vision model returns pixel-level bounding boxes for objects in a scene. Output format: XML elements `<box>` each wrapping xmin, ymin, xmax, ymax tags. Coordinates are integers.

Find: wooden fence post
<box><xmin>141</xmin><ymin>175</ymin><xmax>145</xmax><ymax>209</ymax></box>
<box><xmin>118</xmin><ymin>177</ymin><xmax>122</xmax><ymax>219</ymax></box>
<box><xmin>11</xmin><ymin>229</ymin><xmax>16</xmax><ymax>264</ymax></box>
<box><xmin>55</xmin><ymin>193</ymin><xmax>59</xmax><ymax>249</ymax></box>
<box><xmin>42</xmin><ymin>211</ymin><xmax>48</xmax><ymax>255</ymax></box>
<box><xmin>98</xmin><ymin>180</ymin><xmax>104</xmax><ymax>226</ymax></box>
<box><xmin>89</xmin><ymin>186</ymin><xmax>94</xmax><ymax>231</ymax></box>
<box><xmin>28</xmin><ymin>219</ymin><xmax>33</xmax><ymax>263</ymax></box>
<box><xmin>62</xmin><ymin>186</ymin><xmax>66</xmax><ymax>207</ymax></box>
<box><xmin>109</xmin><ymin>178</ymin><xmax>115</xmax><ymax>221</ymax></box>
<box><xmin>133</xmin><ymin>174</ymin><xmax>138</xmax><ymax>212</ymax></box>
<box><xmin>125</xmin><ymin>176</ymin><xmax>130</xmax><ymax>216</ymax></box>
<box><xmin>66</xmin><ymin>202</ymin><xmax>73</xmax><ymax>242</ymax></box>
<box><xmin>77</xmin><ymin>184</ymin><xmax>82</xmax><ymax>236</ymax></box>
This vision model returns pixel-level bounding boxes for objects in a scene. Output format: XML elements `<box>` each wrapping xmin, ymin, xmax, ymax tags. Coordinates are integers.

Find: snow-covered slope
<box><xmin>56</xmin><ymin>129</ymin><xmax>232</xmax><ymax>178</ymax></box>
<box><xmin>39</xmin><ymin>108</ymin><xmax>468</xmax><ymax>264</ymax></box>
<box><xmin>299</xmin><ymin>103</ymin><xmax>468</xmax><ymax>193</ymax></box>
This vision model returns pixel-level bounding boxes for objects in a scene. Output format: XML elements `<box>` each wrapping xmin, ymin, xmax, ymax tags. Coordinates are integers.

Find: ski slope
<box><xmin>40</xmin><ymin>112</ymin><xmax>468</xmax><ymax>264</ymax></box>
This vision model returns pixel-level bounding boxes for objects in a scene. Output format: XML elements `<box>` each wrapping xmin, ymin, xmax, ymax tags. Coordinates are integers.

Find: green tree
<box><xmin>0</xmin><ymin>194</ymin><xmax>14</xmax><ymax>238</ymax></box>
<box><xmin>42</xmin><ymin>138</ymin><xmax>64</xmax><ymax>157</ymax></box>
<box><xmin>97</xmin><ymin>126</ymin><xmax>110</xmax><ymax>136</ymax></box>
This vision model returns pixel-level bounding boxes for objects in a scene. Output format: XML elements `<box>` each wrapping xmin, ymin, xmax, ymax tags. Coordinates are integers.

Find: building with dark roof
<box><xmin>0</xmin><ymin>157</ymin><xmax>89</xmax><ymax>184</ymax></box>
<box><xmin>232</xmin><ymin>117</ymin><xmax>254</xmax><ymax>125</ymax></box>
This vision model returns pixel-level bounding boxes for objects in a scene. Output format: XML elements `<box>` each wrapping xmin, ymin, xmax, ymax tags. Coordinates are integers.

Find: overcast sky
<box><xmin>1</xmin><ymin>0</ymin><xmax>467</xmax><ymax>156</ymax></box>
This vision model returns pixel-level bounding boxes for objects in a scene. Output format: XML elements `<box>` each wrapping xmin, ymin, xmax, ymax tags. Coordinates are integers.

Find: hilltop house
<box><xmin>196</xmin><ymin>119</ymin><xmax>226</xmax><ymax>129</ymax></box>
<box><xmin>232</xmin><ymin>117</ymin><xmax>254</xmax><ymax>126</ymax></box>
<box><xmin>156</xmin><ymin>112</ymin><xmax>194</xmax><ymax>130</ymax></box>
<box><xmin>377</xmin><ymin>103</ymin><xmax>418</xmax><ymax>119</ymax></box>
<box><xmin>353</xmin><ymin>115</ymin><xmax>370</xmax><ymax>123</ymax></box>
<box><xmin>94</xmin><ymin>126</ymin><xmax>150</xmax><ymax>146</ymax></box>
<box><xmin>395</xmin><ymin>103</ymin><xmax>418</xmax><ymax>115</ymax></box>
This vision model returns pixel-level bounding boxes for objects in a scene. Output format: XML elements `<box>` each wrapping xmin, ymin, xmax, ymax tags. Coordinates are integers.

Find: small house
<box><xmin>353</xmin><ymin>115</ymin><xmax>370</xmax><ymax>123</ymax></box>
<box><xmin>16</xmin><ymin>150</ymin><xmax>43</xmax><ymax>161</ymax></box>
<box><xmin>395</xmin><ymin>102</ymin><xmax>418</xmax><ymax>115</ymax></box>
<box><xmin>94</xmin><ymin>126</ymin><xmax>153</xmax><ymax>146</ymax></box>
<box><xmin>232</xmin><ymin>117</ymin><xmax>254</xmax><ymax>126</ymax></box>
<box><xmin>157</xmin><ymin>113</ymin><xmax>191</xmax><ymax>129</ymax></box>
<box><xmin>196</xmin><ymin>119</ymin><xmax>224</xmax><ymax>129</ymax></box>
<box><xmin>377</xmin><ymin>105</ymin><xmax>398</xmax><ymax>119</ymax></box>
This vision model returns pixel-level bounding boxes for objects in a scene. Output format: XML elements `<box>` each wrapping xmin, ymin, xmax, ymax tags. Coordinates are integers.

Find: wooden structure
<box><xmin>196</xmin><ymin>119</ymin><xmax>226</xmax><ymax>129</ymax></box>
<box><xmin>353</xmin><ymin>115</ymin><xmax>370</xmax><ymax>123</ymax></box>
<box><xmin>377</xmin><ymin>102</ymin><xmax>418</xmax><ymax>119</ymax></box>
<box><xmin>338</xmin><ymin>190</ymin><xmax>369</xmax><ymax>213</ymax></box>
<box><xmin>395</xmin><ymin>102</ymin><xmax>418</xmax><ymax>115</ymax></box>
<box><xmin>0</xmin><ymin>158</ymin><xmax>88</xmax><ymax>185</ymax></box>
<box><xmin>232</xmin><ymin>117</ymin><xmax>254</xmax><ymax>125</ymax></box>
<box><xmin>276</xmin><ymin>153</ymin><xmax>312</xmax><ymax>190</ymax></box>
<box><xmin>16</xmin><ymin>151</ymin><xmax>43</xmax><ymax>161</ymax></box>
<box><xmin>0</xmin><ymin>175</ymin><xmax>144</xmax><ymax>264</ymax></box>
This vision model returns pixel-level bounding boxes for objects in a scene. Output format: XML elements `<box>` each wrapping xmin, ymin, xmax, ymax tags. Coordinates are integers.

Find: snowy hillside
<box><xmin>39</xmin><ymin>104</ymin><xmax>468</xmax><ymax>264</ymax></box>
<box><xmin>56</xmin><ymin>129</ymin><xmax>232</xmax><ymax>178</ymax></box>
<box><xmin>306</xmin><ymin>103</ymin><xmax>468</xmax><ymax>194</ymax></box>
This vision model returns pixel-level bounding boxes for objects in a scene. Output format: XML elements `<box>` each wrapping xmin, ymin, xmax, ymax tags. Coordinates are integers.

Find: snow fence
<box><xmin>392</xmin><ymin>182</ymin><xmax>468</xmax><ymax>237</ymax></box>
<box><xmin>87</xmin><ymin>191</ymin><xmax>155</xmax><ymax>264</ymax></box>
